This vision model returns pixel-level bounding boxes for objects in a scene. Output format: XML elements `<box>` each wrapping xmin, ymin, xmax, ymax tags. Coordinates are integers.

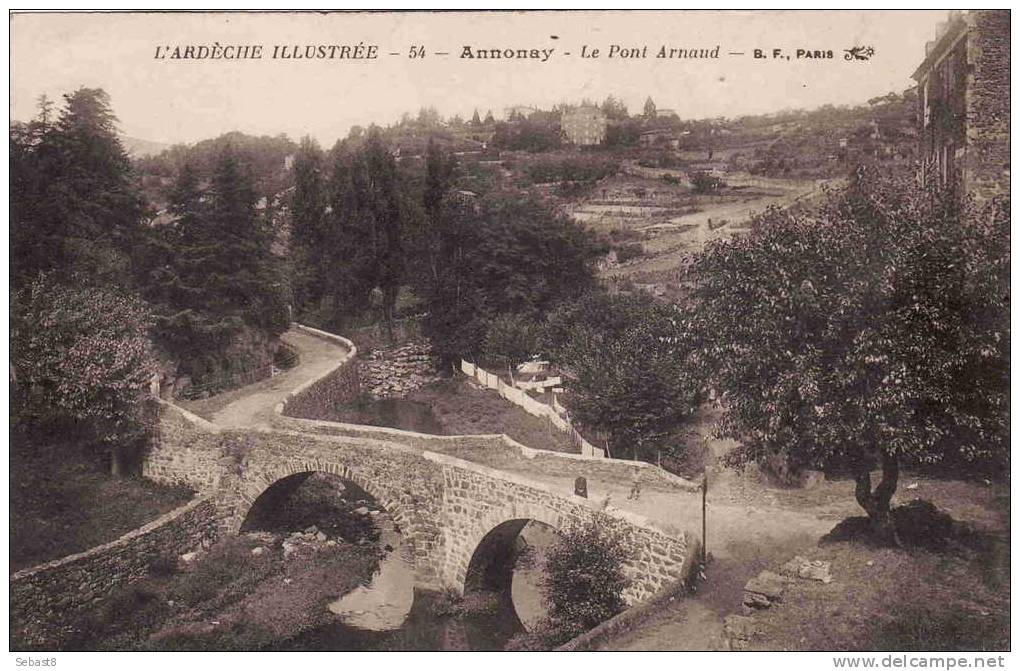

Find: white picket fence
<box><xmin>460</xmin><ymin>361</ymin><xmax>605</xmax><ymax>458</ymax></box>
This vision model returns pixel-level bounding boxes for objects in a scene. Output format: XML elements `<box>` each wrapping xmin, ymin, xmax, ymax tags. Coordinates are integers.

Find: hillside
<box><xmin>121</xmin><ymin>134</ymin><xmax>171</xmax><ymax>158</ymax></box>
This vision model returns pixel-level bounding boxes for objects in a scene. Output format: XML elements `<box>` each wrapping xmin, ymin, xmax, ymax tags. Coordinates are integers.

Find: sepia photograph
<box><xmin>7</xmin><ymin>8</ymin><xmax>1011</xmax><ymax>660</ymax></box>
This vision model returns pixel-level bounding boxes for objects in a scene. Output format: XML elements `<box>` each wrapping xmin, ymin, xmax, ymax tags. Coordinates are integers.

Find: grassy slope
<box><xmin>10</xmin><ymin>433</ymin><xmax>193</xmax><ymax>574</ymax></box>
<box><xmin>324</xmin><ymin>377</ymin><xmax>576</xmax><ymax>454</ymax></box>
<box><xmin>407</xmin><ymin>378</ymin><xmax>576</xmax><ymax>453</ymax></box>
<box><xmin>57</xmin><ymin>534</ymin><xmax>379</xmax><ymax>651</ymax></box>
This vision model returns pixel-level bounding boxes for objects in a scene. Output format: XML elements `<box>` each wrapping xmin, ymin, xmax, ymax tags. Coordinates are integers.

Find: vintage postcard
<box><xmin>8</xmin><ymin>9</ymin><xmax>1010</xmax><ymax>662</ymax></box>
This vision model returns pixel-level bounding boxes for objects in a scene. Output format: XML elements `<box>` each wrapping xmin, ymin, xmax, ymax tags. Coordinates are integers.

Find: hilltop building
<box><xmin>561</xmin><ymin>104</ymin><xmax>607</xmax><ymax>146</ymax></box>
<box><xmin>911</xmin><ymin>10</ymin><xmax>1009</xmax><ymax>201</ymax></box>
<box><xmin>504</xmin><ymin>105</ymin><xmax>536</xmax><ymax>120</ymax></box>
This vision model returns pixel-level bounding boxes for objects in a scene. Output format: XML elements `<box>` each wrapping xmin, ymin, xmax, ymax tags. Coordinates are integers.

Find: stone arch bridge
<box><xmin>143</xmin><ymin>326</ymin><xmax>699</xmax><ymax>605</ymax></box>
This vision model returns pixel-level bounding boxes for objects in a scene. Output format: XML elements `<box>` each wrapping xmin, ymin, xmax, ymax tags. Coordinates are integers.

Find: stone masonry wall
<box><xmin>271</xmin><ymin>413</ymin><xmax>700</xmax><ymax>495</ymax></box>
<box><xmin>278</xmin><ymin>327</ymin><xmax>698</xmax><ymax>494</ymax></box>
<box><xmin>277</xmin><ymin>325</ymin><xmax>361</xmax><ymax>420</ymax></box>
<box><xmin>138</xmin><ymin>322</ymin><xmax>699</xmax><ymax>605</ymax></box>
<box><xmin>427</xmin><ymin>451</ymin><xmax>698</xmax><ymax>605</ymax></box>
<box><xmin>965</xmin><ymin>10</ymin><xmax>1010</xmax><ymax>204</ymax></box>
<box><xmin>144</xmin><ymin>398</ymin><xmax>227</xmax><ymax>492</ymax></box>
<box><xmin>210</xmin><ymin>427</ymin><xmax>697</xmax><ymax>601</ymax></box>
<box><xmin>270</xmin><ymin>412</ymin><xmax>508</xmax><ymax>452</ymax></box>
<box><xmin>10</xmin><ymin>497</ymin><xmax>219</xmax><ymax>650</ymax></box>
<box><xmin>506</xmin><ymin>437</ymin><xmax>702</xmax><ymax>494</ymax></box>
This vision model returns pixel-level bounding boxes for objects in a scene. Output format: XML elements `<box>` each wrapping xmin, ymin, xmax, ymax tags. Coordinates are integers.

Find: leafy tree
<box><xmin>321</xmin><ymin>133</ymin><xmax>407</xmax><ymax>329</ymax></box>
<box><xmin>492</xmin><ymin>119</ymin><xmax>563</xmax><ymax>152</ymax></box>
<box><xmin>542</xmin><ymin>518</ymin><xmax>631</xmax><ymax>629</ymax></box>
<box><xmin>689</xmin><ymin>170</ymin><xmax>725</xmax><ymax>193</ymax></box>
<box><xmin>544</xmin><ymin>291</ymin><xmax>702</xmax><ymax>462</ymax></box>
<box><xmin>289</xmin><ymin>137</ymin><xmax>329</xmax><ymax>314</ymax></box>
<box><xmin>693</xmin><ymin>168</ymin><xmax>1009</xmax><ymax>541</ymax></box>
<box><xmin>605</xmin><ymin>119</ymin><xmax>642</xmax><ymax>147</ymax></box>
<box><xmin>484</xmin><ymin>110</ymin><xmax>495</xmax><ymax>124</ymax></box>
<box><xmin>614</xmin><ymin>242</ymin><xmax>644</xmax><ymax>264</ymax></box>
<box><xmin>601</xmin><ymin>95</ymin><xmax>629</xmax><ymax>120</ymax></box>
<box><xmin>480</xmin><ymin>313</ymin><xmax>542</xmax><ymax>369</ymax></box>
<box><xmin>419</xmin><ymin>188</ymin><xmax>602</xmax><ymax>368</ymax></box>
<box><xmin>151</xmin><ymin>148</ymin><xmax>288</xmax><ymax>380</ymax></box>
<box><xmin>133</xmin><ymin>131</ymin><xmax>297</xmax><ymax>209</ymax></box>
<box><xmin>12</xmin><ymin>275</ymin><xmax>158</xmax><ymax>475</ymax></box>
<box><xmin>470</xmin><ymin>109</ymin><xmax>482</xmax><ymax>126</ymax></box>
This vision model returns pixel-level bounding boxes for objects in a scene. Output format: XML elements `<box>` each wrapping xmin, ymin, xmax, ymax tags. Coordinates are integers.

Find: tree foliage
<box><xmin>544</xmin><ymin>291</ymin><xmax>702</xmax><ymax>462</ymax></box>
<box><xmin>601</xmin><ymin>95</ymin><xmax>629</xmax><ymax>120</ymax></box>
<box><xmin>689</xmin><ymin>169</ymin><xmax>725</xmax><ymax>194</ymax></box>
<box><xmin>491</xmin><ymin>119</ymin><xmax>563</xmax><ymax>153</ymax></box>
<box><xmin>480</xmin><ymin>313</ymin><xmax>542</xmax><ymax>369</ymax></box>
<box><xmin>12</xmin><ymin>275</ymin><xmax>158</xmax><ymax>472</ymax></box>
<box><xmin>693</xmin><ymin>168</ymin><xmax>1009</xmax><ymax>537</ymax></box>
<box><xmin>418</xmin><ymin>182</ymin><xmax>604</xmax><ymax>368</ymax></box>
<box><xmin>146</xmin><ymin>148</ymin><xmax>289</xmax><ymax>380</ymax></box>
<box><xmin>11</xmin><ymin>87</ymin><xmax>146</xmax><ymax>289</ymax></box>
<box><xmin>642</xmin><ymin>96</ymin><xmax>657</xmax><ymax>118</ymax></box>
<box><xmin>542</xmin><ymin>518</ymin><xmax>631</xmax><ymax>629</ymax></box>
<box><xmin>289</xmin><ymin>132</ymin><xmax>411</xmax><ymax>331</ymax></box>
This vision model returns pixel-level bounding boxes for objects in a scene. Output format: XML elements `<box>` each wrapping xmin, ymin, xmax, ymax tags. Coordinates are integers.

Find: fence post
<box><xmin>701</xmin><ymin>473</ymin><xmax>708</xmax><ymax>565</ymax></box>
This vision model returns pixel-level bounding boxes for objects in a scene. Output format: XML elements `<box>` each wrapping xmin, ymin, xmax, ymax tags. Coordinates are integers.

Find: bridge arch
<box><xmin>455</xmin><ymin>503</ymin><xmax>570</xmax><ymax>597</ymax></box>
<box><xmin>227</xmin><ymin>458</ymin><xmax>413</xmax><ymax>542</ymax></box>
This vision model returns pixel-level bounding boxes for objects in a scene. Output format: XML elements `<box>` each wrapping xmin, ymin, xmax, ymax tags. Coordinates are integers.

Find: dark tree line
<box><xmin>11</xmin><ymin>88</ymin><xmax>287</xmax><ymax>472</ymax></box>
<box><xmin>289</xmin><ymin>133</ymin><xmax>409</xmax><ymax>332</ymax></box>
<box><xmin>288</xmin><ymin>136</ymin><xmax>605</xmax><ymax>366</ymax></box>
<box><xmin>142</xmin><ymin>150</ymin><xmax>289</xmax><ymax>381</ymax></box>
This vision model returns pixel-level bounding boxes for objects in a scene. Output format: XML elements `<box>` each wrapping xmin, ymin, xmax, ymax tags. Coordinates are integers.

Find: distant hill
<box><xmin>132</xmin><ymin>131</ymin><xmax>298</xmax><ymax>208</ymax></box>
<box><xmin>121</xmin><ymin>135</ymin><xmax>172</xmax><ymax>158</ymax></box>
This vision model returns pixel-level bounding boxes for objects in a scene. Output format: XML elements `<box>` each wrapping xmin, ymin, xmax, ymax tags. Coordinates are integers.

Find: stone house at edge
<box><xmin>911</xmin><ymin>10</ymin><xmax>1009</xmax><ymax>202</ymax></box>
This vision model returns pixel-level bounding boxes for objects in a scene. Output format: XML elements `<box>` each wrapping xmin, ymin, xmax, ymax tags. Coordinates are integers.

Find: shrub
<box><xmin>542</xmin><ymin>518</ymin><xmax>631</xmax><ymax>630</ymax></box>
<box><xmin>524</xmin><ymin>156</ymin><xmax>619</xmax><ymax>185</ymax></box>
<box><xmin>615</xmin><ymin>242</ymin><xmax>644</xmax><ymax>264</ymax></box>
<box><xmin>689</xmin><ymin>170</ymin><xmax>725</xmax><ymax>193</ymax></box>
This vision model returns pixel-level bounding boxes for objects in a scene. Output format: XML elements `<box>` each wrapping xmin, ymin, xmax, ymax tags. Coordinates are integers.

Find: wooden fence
<box><xmin>460</xmin><ymin>361</ymin><xmax>605</xmax><ymax>458</ymax></box>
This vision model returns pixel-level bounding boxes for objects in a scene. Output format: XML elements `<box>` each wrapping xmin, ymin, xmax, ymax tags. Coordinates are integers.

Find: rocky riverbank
<box><xmin>53</xmin><ymin>474</ymin><xmax>394</xmax><ymax>651</ymax></box>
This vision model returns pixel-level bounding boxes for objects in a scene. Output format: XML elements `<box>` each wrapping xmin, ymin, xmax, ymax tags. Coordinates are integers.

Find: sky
<box><xmin>10</xmin><ymin>10</ymin><xmax>949</xmax><ymax>147</ymax></box>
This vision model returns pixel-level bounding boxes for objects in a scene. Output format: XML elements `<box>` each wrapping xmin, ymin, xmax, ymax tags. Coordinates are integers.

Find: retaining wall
<box><xmin>143</xmin><ymin>399</ymin><xmax>225</xmax><ymax>492</ymax></box>
<box><xmin>275</xmin><ymin>324</ymin><xmax>361</xmax><ymax>420</ymax></box>
<box><xmin>10</xmin><ymin>497</ymin><xmax>219</xmax><ymax>650</ymax></box>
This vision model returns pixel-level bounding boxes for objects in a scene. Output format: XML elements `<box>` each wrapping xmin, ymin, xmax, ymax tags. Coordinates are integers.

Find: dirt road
<box><xmin>183</xmin><ymin>328</ymin><xmax>350</xmax><ymax>429</ymax></box>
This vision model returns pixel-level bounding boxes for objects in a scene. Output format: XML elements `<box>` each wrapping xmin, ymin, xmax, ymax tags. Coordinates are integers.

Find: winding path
<box><xmin>185</xmin><ymin>328</ymin><xmax>351</xmax><ymax>429</ymax></box>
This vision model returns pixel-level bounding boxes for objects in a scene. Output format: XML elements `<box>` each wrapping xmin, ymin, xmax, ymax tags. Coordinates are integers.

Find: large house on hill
<box><xmin>561</xmin><ymin>104</ymin><xmax>607</xmax><ymax>146</ymax></box>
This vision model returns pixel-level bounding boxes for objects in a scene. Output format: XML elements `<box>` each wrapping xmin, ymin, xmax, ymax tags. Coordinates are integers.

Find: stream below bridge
<box><xmin>273</xmin><ymin>521</ymin><xmax>555</xmax><ymax>651</ymax></box>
